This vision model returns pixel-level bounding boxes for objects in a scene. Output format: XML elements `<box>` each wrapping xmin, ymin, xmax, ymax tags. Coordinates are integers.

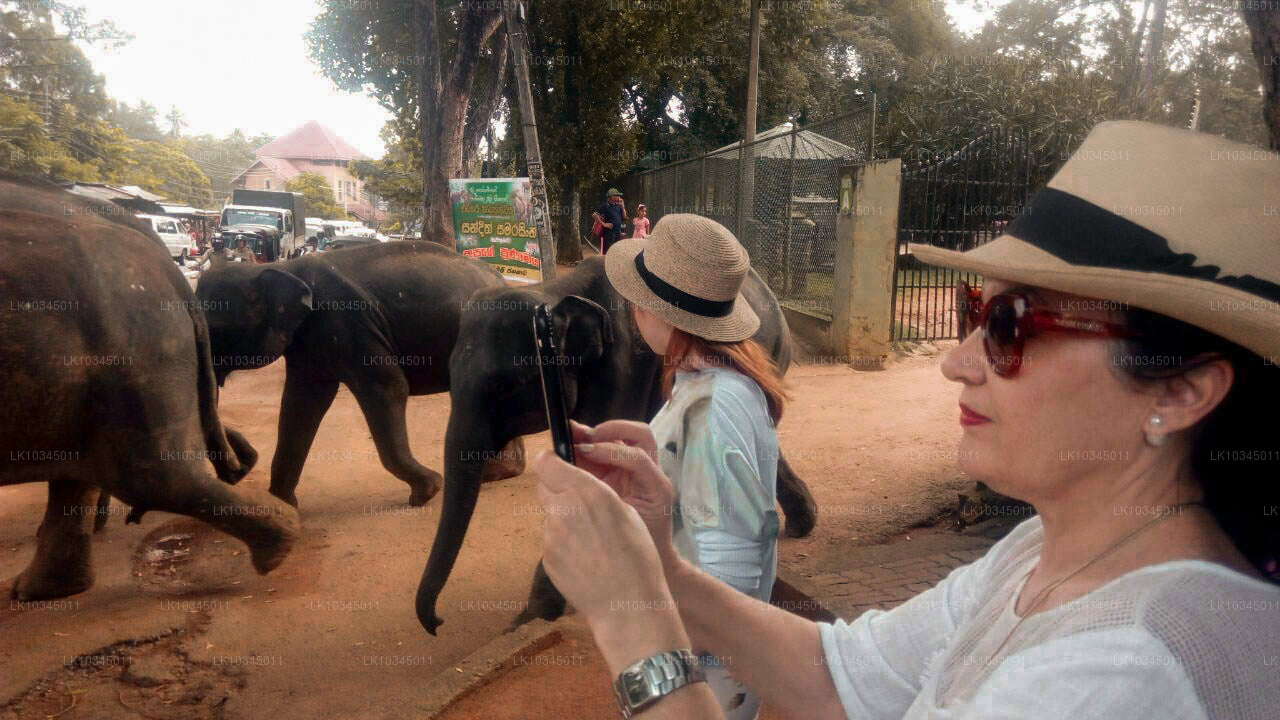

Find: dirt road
<box><xmin>1</xmin><ymin>346</ymin><xmax>969</xmax><ymax>719</ymax></box>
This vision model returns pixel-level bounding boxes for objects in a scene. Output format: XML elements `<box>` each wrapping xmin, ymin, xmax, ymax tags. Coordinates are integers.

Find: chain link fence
<box><xmin>605</xmin><ymin>99</ymin><xmax>877</xmax><ymax>320</ymax></box>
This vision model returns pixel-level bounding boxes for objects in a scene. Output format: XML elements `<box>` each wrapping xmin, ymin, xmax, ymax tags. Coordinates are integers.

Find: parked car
<box><xmin>136</xmin><ymin>213</ymin><xmax>190</xmax><ymax>263</ymax></box>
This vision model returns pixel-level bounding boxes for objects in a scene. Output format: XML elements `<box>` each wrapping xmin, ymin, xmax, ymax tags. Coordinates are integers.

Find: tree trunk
<box><xmin>1137</xmin><ymin>0</ymin><xmax>1167</xmax><ymax>117</ymax></box>
<box><xmin>1242</xmin><ymin>5</ymin><xmax>1280</xmax><ymax>150</ymax></box>
<box><xmin>416</xmin><ymin>1</ymin><xmax>505</xmax><ymax>248</ymax></box>
<box><xmin>1125</xmin><ymin>0</ymin><xmax>1151</xmax><ymax>110</ymax></box>
<box><xmin>554</xmin><ymin>4</ymin><xmax>583</xmax><ymax>263</ymax></box>
<box><xmin>416</xmin><ymin>0</ymin><xmax>444</xmax><ymax>245</ymax></box>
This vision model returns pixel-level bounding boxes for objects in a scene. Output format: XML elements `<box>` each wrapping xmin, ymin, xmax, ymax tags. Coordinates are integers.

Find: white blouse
<box><xmin>819</xmin><ymin>516</ymin><xmax>1280</xmax><ymax>719</ymax></box>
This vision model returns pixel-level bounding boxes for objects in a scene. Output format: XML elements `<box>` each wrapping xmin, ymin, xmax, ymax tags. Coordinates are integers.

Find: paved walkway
<box><xmin>780</xmin><ymin>523</ymin><xmax>1017</xmax><ymax>621</ymax></box>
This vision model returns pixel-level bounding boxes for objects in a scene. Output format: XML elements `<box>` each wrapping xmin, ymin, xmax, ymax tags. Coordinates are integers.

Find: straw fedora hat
<box><xmin>911</xmin><ymin>121</ymin><xmax>1280</xmax><ymax>361</ymax></box>
<box><xmin>605</xmin><ymin>213</ymin><xmax>760</xmax><ymax>342</ymax></box>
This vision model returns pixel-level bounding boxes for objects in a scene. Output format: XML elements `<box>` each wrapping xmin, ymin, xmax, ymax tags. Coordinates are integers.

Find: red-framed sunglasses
<box><xmin>955</xmin><ymin>281</ymin><xmax>1135</xmax><ymax>377</ymax></box>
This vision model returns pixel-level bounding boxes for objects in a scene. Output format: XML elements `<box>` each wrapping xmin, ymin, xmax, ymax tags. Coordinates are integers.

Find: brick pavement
<box><xmin>779</xmin><ymin>526</ymin><xmax>1012</xmax><ymax>622</ymax></box>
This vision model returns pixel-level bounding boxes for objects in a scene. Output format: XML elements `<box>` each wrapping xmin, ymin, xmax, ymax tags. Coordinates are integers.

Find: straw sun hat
<box><xmin>911</xmin><ymin>121</ymin><xmax>1280</xmax><ymax>360</ymax></box>
<box><xmin>605</xmin><ymin>213</ymin><xmax>760</xmax><ymax>342</ymax></box>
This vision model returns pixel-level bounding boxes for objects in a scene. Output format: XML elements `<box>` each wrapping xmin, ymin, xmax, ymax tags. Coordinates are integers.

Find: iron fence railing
<box><xmin>602</xmin><ymin>99</ymin><xmax>877</xmax><ymax>320</ymax></box>
<box><xmin>891</xmin><ymin>127</ymin><xmax>1034</xmax><ymax>341</ymax></box>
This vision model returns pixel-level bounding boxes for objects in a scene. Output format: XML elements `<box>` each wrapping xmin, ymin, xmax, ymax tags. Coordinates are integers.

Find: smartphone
<box><xmin>532</xmin><ymin>303</ymin><xmax>575</xmax><ymax>463</ymax></box>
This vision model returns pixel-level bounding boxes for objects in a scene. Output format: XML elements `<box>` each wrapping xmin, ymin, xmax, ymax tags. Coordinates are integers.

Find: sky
<box><xmin>73</xmin><ymin>0</ymin><xmax>990</xmax><ymax>161</ymax></box>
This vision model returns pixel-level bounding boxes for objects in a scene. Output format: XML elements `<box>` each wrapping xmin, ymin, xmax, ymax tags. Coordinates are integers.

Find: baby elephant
<box><xmin>0</xmin><ymin>173</ymin><xmax>300</xmax><ymax>600</ymax></box>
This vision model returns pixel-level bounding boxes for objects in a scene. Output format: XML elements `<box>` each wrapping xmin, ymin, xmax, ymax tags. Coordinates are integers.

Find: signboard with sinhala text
<box><xmin>448</xmin><ymin>178</ymin><xmax>541</xmax><ymax>284</ymax></box>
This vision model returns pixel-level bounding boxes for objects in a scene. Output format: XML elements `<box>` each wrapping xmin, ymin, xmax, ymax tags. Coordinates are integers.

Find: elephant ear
<box><xmin>551</xmin><ymin>294</ymin><xmax>613</xmax><ymax>367</ymax></box>
<box><xmin>253</xmin><ymin>267</ymin><xmax>312</xmax><ymax>357</ymax></box>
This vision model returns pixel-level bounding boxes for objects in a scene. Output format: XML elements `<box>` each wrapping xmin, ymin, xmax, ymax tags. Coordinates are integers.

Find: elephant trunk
<box><xmin>415</xmin><ymin>405</ymin><xmax>495</xmax><ymax>635</ymax></box>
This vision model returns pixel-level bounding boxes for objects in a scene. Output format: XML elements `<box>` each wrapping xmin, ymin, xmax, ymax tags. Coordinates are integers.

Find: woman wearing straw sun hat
<box><xmin>532</xmin><ymin>121</ymin><xmax>1280</xmax><ymax>719</ymax></box>
<box><xmin>584</xmin><ymin>213</ymin><xmax>785</xmax><ymax>719</ymax></box>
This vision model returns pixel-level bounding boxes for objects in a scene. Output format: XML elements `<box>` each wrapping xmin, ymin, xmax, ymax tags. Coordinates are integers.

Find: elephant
<box><xmin>194</xmin><ymin>241</ymin><xmax>525</xmax><ymax>509</ymax></box>
<box><xmin>416</xmin><ymin>255</ymin><xmax>819</xmax><ymax>634</ymax></box>
<box><xmin>0</xmin><ymin>173</ymin><xmax>299</xmax><ymax>600</ymax></box>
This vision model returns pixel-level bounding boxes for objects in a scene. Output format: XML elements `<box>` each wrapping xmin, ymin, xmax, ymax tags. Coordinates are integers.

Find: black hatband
<box><xmin>1007</xmin><ymin>187</ymin><xmax>1280</xmax><ymax>303</ymax></box>
<box><xmin>633</xmin><ymin>251</ymin><xmax>735</xmax><ymax>318</ymax></box>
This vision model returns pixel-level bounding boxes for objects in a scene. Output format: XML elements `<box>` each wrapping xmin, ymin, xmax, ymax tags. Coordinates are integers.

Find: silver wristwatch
<box><xmin>612</xmin><ymin>648</ymin><xmax>707</xmax><ymax>719</ymax></box>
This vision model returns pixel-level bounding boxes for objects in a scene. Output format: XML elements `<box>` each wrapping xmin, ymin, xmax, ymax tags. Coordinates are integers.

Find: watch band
<box><xmin>613</xmin><ymin>648</ymin><xmax>707</xmax><ymax>719</ymax></box>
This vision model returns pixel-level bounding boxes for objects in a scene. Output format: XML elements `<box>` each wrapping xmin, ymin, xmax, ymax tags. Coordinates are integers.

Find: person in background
<box><xmin>592</xmin><ymin>188</ymin><xmax>626</xmax><ymax>254</ymax></box>
<box><xmin>631</xmin><ymin>203</ymin><xmax>651</xmax><ymax>239</ymax></box>
<box><xmin>589</xmin><ymin>213</ymin><xmax>783</xmax><ymax>719</ymax></box>
<box><xmin>531</xmin><ymin>121</ymin><xmax>1280</xmax><ymax>719</ymax></box>
<box><xmin>229</xmin><ymin>236</ymin><xmax>256</xmax><ymax>263</ymax></box>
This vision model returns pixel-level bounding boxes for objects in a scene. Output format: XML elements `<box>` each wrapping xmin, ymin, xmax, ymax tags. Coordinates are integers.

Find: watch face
<box><xmin>624</xmin><ymin>674</ymin><xmax>651</xmax><ymax>705</ymax></box>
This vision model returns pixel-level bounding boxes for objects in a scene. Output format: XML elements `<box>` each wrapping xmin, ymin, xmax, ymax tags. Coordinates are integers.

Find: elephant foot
<box><xmin>269</xmin><ymin>487</ymin><xmax>300</xmax><ymax>509</ymax></box>
<box><xmin>784</xmin><ymin>509</ymin><xmax>816</xmax><ymax>539</ymax></box>
<box><xmin>9</xmin><ymin>536</ymin><xmax>94</xmax><ymax>601</ymax></box>
<box><xmin>510</xmin><ymin>592</ymin><xmax>566</xmax><ymax>631</ymax></box>
<box><xmin>246</xmin><ymin>504</ymin><xmax>301</xmax><ymax>575</ymax></box>
<box><xmin>407</xmin><ymin>474</ymin><xmax>442</xmax><ymax>507</ymax></box>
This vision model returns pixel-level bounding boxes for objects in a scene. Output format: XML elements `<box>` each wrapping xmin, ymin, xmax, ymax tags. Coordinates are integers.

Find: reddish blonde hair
<box><xmin>660</xmin><ymin>327</ymin><xmax>789</xmax><ymax>425</ymax></box>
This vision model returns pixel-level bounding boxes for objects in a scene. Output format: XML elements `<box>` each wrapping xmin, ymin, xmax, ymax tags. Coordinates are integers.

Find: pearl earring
<box><xmin>1145</xmin><ymin>414</ymin><xmax>1168</xmax><ymax>447</ymax></box>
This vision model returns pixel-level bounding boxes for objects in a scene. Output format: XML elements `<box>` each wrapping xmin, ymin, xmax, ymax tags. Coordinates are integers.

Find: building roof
<box><xmin>708</xmin><ymin>122</ymin><xmax>859</xmax><ymax>162</ymax></box>
<box><xmin>229</xmin><ymin>156</ymin><xmax>302</xmax><ymax>186</ymax></box>
<box><xmin>255</xmin><ymin>121</ymin><xmax>368</xmax><ymax>162</ymax></box>
<box><xmin>61</xmin><ymin>182</ymin><xmax>166</xmax><ymax>214</ymax></box>
<box><xmin>117</xmin><ymin>185</ymin><xmax>169</xmax><ymax>202</ymax></box>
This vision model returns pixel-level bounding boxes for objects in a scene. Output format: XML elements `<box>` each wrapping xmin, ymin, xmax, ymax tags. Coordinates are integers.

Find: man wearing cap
<box><xmin>592</xmin><ymin>188</ymin><xmax>627</xmax><ymax>254</ymax></box>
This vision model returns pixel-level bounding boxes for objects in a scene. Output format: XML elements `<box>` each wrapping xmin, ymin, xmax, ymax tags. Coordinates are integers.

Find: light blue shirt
<box><xmin>648</xmin><ymin>366</ymin><xmax>780</xmax><ymax>603</ymax></box>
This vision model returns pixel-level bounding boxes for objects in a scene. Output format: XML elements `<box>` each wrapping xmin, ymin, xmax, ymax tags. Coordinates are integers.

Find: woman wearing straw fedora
<box><xmin>533</xmin><ymin>120</ymin><xmax>1280</xmax><ymax>719</ymax></box>
<box><xmin>576</xmin><ymin>213</ymin><xmax>785</xmax><ymax>719</ymax></box>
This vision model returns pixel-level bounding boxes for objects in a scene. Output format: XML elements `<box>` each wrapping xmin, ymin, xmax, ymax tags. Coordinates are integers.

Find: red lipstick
<box><xmin>959</xmin><ymin>403</ymin><xmax>991</xmax><ymax>426</ymax></box>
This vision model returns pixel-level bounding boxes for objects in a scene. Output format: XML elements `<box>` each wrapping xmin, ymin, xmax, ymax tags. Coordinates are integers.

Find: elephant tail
<box><xmin>188</xmin><ymin>298</ymin><xmax>246</xmax><ymax>483</ymax></box>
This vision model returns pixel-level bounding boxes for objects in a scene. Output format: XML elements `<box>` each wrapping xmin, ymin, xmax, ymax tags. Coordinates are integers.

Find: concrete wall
<box><xmin>830</xmin><ymin>159</ymin><xmax>901</xmax><ymax>369</ymax></box>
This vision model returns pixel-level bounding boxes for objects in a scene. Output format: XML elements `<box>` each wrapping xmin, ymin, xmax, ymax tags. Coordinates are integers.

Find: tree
<box><xmin>175</xmin><ymin>129</ymin><xmax>275</xmax><ymax>200</ymax></box>
<box><xmin>165</xmin><ymin>105</ymin><xmax>185</xmax><ymax>137</ymax></box>
<box><xmin>1242</xmin><ymin>4</ymin><xmax>1280</xmax><ymax>149</ymax></box>
<box><xmin>308</xmin><ymin>0</ymin><xmax>508</xmax><ymax>247</ymax></box>
<box><xmin>285</xmin><ymin>171</ymin><xmax>347</xmax><ymax>219</ymax></box>
<box><xmin>109</xmin><ymin>100</ymin><xmax>163</xmax><ymax>140</ymax></box>
<box><xmin>308</xmin><ymin>0</ymin><xmax>871</xmax><ymax>260</ymax></box>
<box><xmin>107</xmin><ymin>138</ymin><xmax>213</xmax><ymax>207</ymax></box>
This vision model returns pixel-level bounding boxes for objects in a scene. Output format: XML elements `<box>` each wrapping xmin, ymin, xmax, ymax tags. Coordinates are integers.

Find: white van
<box><xmin>136</xmin><ymin>214</ymin><xmax>189</xmax><ymax>261</ymax></box>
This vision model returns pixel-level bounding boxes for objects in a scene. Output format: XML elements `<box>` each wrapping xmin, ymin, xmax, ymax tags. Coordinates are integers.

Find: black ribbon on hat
<box><xmin>1009</xmin><ymin>187</ymin><xmax>1280</xmax><ymax>303</ymax></box>
<box><xmin>634</xmin><ymin>250</ymin><xmax>735</xmax><ymax>318</ymax></box>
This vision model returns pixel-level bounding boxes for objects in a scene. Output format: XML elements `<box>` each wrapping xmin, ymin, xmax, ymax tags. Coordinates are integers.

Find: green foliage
<box><xmin>0</xmin><ymin>94</ymin><xmax>100</xmax><ymax>178</ymax></box>
<box><xmin>286</xmin><ymin>171</ymin><xmax>347</xmax><ymax>219</ymax></box>
<box><xmin>175</xmin><ymin>129</ymin><xmax>275</xmax><ymax>201</ymax></box>
<box><xmin>109</xmin><ymin>100</ymin><xmax>163</xmax><ymax>141</ymax></box>
<box><xmin>107</xmin><ymin>138</ymin><xmax>213</xmax><ymax>208</ymax></box>
<box><xmin>350</xmin><ymin>122</ymin><xmax>420</xmax><ymax>226</ymax></box>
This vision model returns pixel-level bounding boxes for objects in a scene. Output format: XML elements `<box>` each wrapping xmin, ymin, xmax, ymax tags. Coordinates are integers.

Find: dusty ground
<box><xmin>1</xmin><ymin>341</ymin><xmax>970</xmax><ymax>719</ymax></box>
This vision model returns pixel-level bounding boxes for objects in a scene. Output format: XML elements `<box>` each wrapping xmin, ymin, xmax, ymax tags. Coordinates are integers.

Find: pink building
<box><xmin>231</xmin><ymin>121</ymin><xmax>383</xmax><ymax>224</ymax></box>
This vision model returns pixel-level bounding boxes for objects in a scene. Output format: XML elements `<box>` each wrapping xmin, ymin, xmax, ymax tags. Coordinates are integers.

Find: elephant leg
<box><xmin>511</xmin><ymin>558</ymin><xmax>567</xmax><ymax>630</ymax></box>
<box><xmin>480</xmin><ymin>436</ymin><xmax>527</xmax><ymax>483</ymax></box>
<box><xmin>269</xmin><ymin>371</ymin><xmax>339</xmax><ymax>508</ymax></box>
<box><xmin>351</xmin><ymin>376</ymin><xmax>442</xmax><ymax>506</ymax></box>
<box><xmin>224</xmin><ymin>426</ymin><xmax>259</xmax><ymax>479</ymax></box>
<box><xmin>92</xmin><ymin>489</ymin><xmax>110</xmax><ymax>533</ymax></box>
<box><xmin>120</xmin><ymin>460</ymin><xmax>300</xmax><ymax>576</ymax></box>
<box><xmin>776</xmin><ymin>454</ymin><xmax>817</xmax><ymax>538</ymax></box>
<box><xmin>10</xmin><ymin>477</ymin><xmax>98</xmax><ymax>600</ymax></box>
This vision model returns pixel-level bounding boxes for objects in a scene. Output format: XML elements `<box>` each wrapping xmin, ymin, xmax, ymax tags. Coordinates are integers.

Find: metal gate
<box><xmin>891</xmin><ymin>128</ymin><xmax>1033</xmax><ymax>341</ymax></box>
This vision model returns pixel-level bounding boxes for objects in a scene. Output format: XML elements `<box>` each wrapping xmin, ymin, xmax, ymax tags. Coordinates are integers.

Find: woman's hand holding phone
<box><xmin>568</xmin><ymin>420</ymin><xmax>679</xmax><ymax>568</ymax></box>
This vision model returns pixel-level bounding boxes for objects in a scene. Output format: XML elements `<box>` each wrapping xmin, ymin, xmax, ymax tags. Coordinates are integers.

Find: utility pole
<box><xmin>503</xmin><ymin>0</ymin><xmax>556</xmax><ymax>280</ymax></box>
<box><xmin>736</xmin><ymin>0</ymin><xmax>762</xmax><ymax>241</ymax></box>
